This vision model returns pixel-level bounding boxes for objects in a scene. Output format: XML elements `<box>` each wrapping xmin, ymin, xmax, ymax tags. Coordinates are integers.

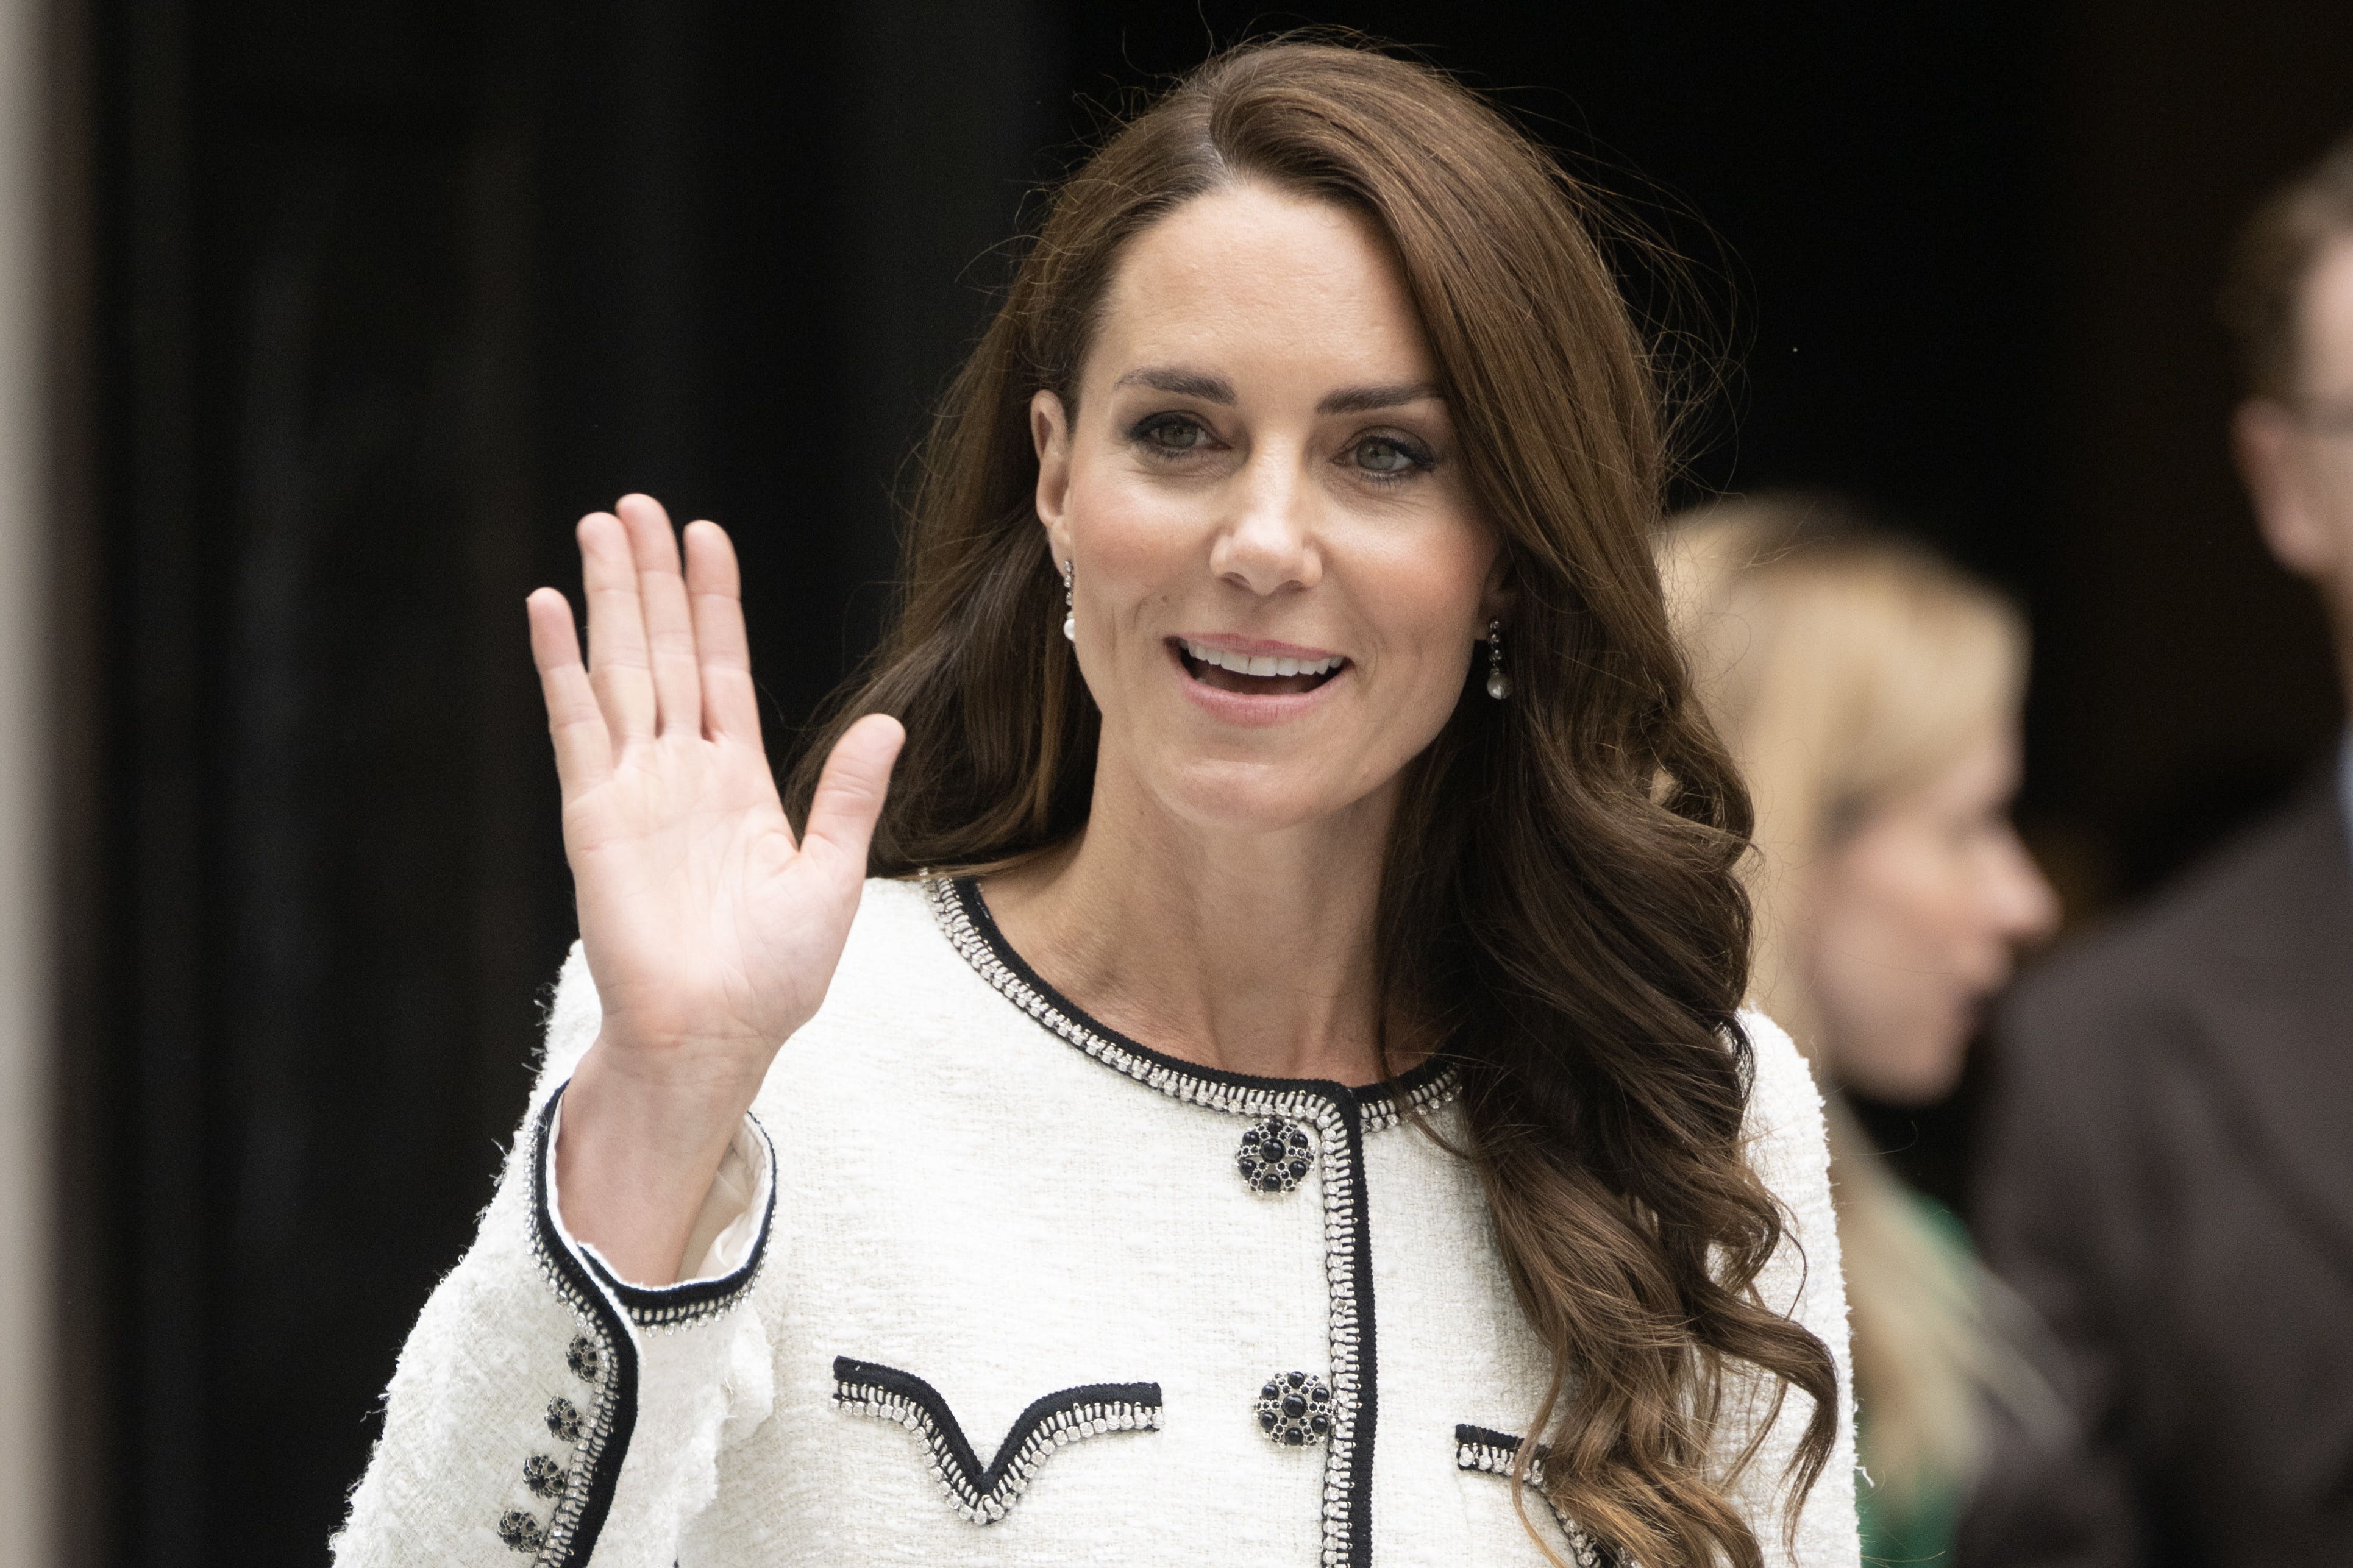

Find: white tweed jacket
<box><xmin>333</xmin><ymin>875</ymin><xmax>1858</xmax><ymax>1567</ymax></box>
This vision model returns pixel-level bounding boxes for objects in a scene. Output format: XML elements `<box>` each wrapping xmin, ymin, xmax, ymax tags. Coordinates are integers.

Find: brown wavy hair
<box><xmin>788</xmin><ymin>38</ymin><xmax>1837</xmax><ymax>1567</ymax></box>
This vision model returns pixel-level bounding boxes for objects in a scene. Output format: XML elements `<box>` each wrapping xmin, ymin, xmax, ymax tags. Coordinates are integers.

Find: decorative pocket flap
<box><xmin>833</xmin><ymin>1356</ymin><xmax>1162</xmax><ymax>1524</ymax></box>
<box><xmin>1456</xmin><ymin>1424</ymin><xmax>1620</xmax><ymax>1568</ymax></box>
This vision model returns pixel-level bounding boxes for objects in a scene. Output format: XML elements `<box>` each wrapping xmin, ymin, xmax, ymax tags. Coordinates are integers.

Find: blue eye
<box><xmin>1133</xmin><ymin>414</ymin><xmax>1209</xmax><ymax>452</ymax></box>
<box><xmin>1350</xmin><ymin>433</ymin><xmax>1432</xmax><ymax>478</ymax></box>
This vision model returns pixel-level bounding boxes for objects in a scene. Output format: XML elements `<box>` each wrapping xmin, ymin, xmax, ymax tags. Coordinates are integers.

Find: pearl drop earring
<box><xmin>1485</xmin><ymin>620</ymin><xmax>1511</xmax><ymax>700</ymax></box>
<box><xmin>1061</xmin><ymin>560</ymin><xmax>1076</xmax><ymax>643</ymax></box>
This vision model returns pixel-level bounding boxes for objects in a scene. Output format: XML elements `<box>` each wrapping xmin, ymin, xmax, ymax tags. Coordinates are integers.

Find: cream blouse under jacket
<box><xmin>332</xmin><ymin>876</ymin><xmax>1859</xmax><ymax>1567</ymax></box>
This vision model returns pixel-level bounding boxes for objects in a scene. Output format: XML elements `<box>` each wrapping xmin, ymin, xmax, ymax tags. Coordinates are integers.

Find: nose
<box><xmin>1985</xmin><ymin>826</ymin><xmax>2062</xmax><ymax>946</ymax></box>
<box><xmin>1208</xmin><ymin>447</ymin><xmax>1322</xmax><ymax>595</ymax></box>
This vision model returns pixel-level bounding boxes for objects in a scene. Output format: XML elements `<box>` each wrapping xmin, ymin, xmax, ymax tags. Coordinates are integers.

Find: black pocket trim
<box><xmin>1454</xmin><ymin>1424</ymin><xmax>1619</xmax><ymax>1568</ymax></box>
<box><xmin>833</xmin><ymin>1356</ymin><xmax>1162</xmax><ymax>1524</ymax></box>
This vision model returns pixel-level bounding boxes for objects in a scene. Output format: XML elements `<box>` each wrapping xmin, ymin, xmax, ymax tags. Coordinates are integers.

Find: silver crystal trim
<box><xmin>525</xmin><ymin>1191</ymin><xmax>628</xmax><ymax>1565</ymax></box>
<box><xmin>1454</xmin><ymin>1432</ymin><xmax>1611</xmax><ymax>1568</ymax></box>
<box><xmin>831</xmin><ymin>1375</ymin><xmax>1164</xmax><ymax>1525</ymax></box>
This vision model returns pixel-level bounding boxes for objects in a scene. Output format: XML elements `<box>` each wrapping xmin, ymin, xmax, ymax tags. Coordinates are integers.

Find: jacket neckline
<box><xmin>927</xmin><ymin>874</ymin><xmax>1459</xmax><ymax>1130</ymax></box>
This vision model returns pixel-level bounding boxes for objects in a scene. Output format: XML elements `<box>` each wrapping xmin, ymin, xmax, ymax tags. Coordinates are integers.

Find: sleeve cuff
<box><xmin>538</xmin><ymin>1082</ymin><xmax>777</xmax><ymax>1328</ymax></box>
<box><xmin>678</xmin><ymin>1117</ymin><xmax>767</xmax><ymax>1282</ymax></box>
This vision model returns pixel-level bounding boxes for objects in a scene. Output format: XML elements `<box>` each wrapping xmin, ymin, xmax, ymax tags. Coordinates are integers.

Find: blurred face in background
<box><xmin>2238</xmin><ymin>233</ymin><xmax>2353</xmax><ymax>684</ymax></box>
<box><xmin>1804</xmin><ymin>723</ymin><xmax>2060</xmax><ymax>1104</ymax></box>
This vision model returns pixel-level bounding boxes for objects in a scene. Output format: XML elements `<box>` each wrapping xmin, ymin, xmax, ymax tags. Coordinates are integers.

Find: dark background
<box><xmin>44</xmin><ymin>0</ymin><xmax>2353</xmax><ymax>1561</ymax></box>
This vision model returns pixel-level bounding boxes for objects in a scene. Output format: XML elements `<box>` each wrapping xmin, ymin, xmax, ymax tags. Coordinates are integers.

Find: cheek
<box><xmin>1356</xmin><ymin>524</ymin><xmax>1491</xmax><ymax>672</ymax></box>
<box><xmin>1848</xmin><ymin>835</ymin><xmax>1973</xmax><ymax>959</ymax></box>
<box><xmin>1809</xmin><ymin>888</ymin><xmax>1969</xmax><ymax>1096</ymax></box>
<box><xmin>1064</xmin><ymin>459</ymin><xmax>1206</xmax><ymax>599</ymax></box>
<box><xmin>1814</xmin><ymin>846</ymin><xmax>1973</xmax><ymax>1022</ymax></box>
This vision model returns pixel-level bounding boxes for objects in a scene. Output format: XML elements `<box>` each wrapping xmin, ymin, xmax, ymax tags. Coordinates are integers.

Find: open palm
<box><xmin>526</xmin><ymin>495</ymin><xmax>902</xmax><ymax>1098</ymax></box>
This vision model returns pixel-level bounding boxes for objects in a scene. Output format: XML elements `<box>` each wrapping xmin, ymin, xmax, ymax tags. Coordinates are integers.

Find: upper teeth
<box><xmin>1181</xmin><ymin>639</ymin><xmax>1340</xmax><ymax>678</ymax></box>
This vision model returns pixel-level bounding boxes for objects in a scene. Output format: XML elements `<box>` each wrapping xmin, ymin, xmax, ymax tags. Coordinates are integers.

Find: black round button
<box><xmin>1255</xmin><ymin>1369</ymin><xmax>1333</xmax><ymax>1447</ymax></box>
<box><xmin>1236</xmin><ymin>1116</ymin><xmax>1315</xmax><ymax>1194</ymax></box>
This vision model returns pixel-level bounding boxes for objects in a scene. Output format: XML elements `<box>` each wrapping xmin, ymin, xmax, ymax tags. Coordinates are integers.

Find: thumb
<box><xmin>800</xmin><ymin>713</ymin><xmax>905</xmax><ymax>877</ymax></box>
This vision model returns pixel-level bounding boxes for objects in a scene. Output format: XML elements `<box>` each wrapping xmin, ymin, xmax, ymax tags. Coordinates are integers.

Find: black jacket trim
<box><xmin>525</xmin><ymin>1084</ymin><xmax>637</xmax><ymax>1567</ymax></box>
<box><xmin>1454</xmin><ymin>1425</ymin><xmax>1617</xmax><ymax>1568</ymax></box>
<box><xmin>1340</xmin><ymin>1091</ymin><xmax>1377</xmax><ymax>1568</ymax></box>
<box><xmin>831</xmin><ymin>1356</ymin><xmax>1162</xmax><ymax>1524</ymax></box>
<box><xmin>577</xmin><ymin>1116</ymin><xmax>777</xmax><ymax>1329</ymax></box>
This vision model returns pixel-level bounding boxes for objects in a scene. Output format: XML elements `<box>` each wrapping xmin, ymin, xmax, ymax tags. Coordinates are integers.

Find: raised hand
<box><xmin>527</xmin><ymin>495</ymin><xmax>902</xmax><ymax>1283</ymax></box>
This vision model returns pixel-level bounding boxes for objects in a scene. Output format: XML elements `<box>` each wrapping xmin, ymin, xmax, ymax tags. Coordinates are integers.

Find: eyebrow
<box><xmin>1111</xmin><ymin>366</ymin><xmax>1237</xmax><ymax>403</ymax></box>
<box><xmin>1317</xmin><ymin>381</ymin><xmax>1445</xmax><ymax>415</ymax></box>
<box><xmin>1109</xmin><ymin>366</ymin><xmax>1446</xmax><ymax>416</ymax></box>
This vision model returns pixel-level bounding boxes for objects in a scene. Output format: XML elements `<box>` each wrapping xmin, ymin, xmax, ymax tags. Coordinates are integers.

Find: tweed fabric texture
<box><xmin>333</xmin><ymin>876</ymin><xmax>1857</xmax><ymax>1566</ymax></box>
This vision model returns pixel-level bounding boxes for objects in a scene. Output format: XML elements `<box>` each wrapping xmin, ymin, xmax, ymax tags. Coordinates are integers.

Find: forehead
<box><xmin>1085</xmin><ymin>183</ymin><xmax>1437</xmax><ymax>393</ymax></box>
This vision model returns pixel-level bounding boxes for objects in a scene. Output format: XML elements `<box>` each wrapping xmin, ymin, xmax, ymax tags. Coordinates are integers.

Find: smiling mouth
<box><xmin>1173</xmin><ymin>637</ymin><xmax>1348</xmax><ymax>696</ymax></box>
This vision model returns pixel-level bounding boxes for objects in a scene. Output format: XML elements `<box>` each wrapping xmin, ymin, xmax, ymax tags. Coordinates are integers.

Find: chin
<box><xmin>1903</xmin><ymin>1062</ymin><xmax>1969</xmax><ymax>1107</ymax></box>
<box><xmin>1884</xmin><ymin>1041</ymin><xmax>1971</xmax><ymax>1107</ymax></box>
<box><xmin>1152</xmin><ymin>752</ymin><xmax>1375</xmax><ymax>837</ymax></box>
<box><xmin>1835</xmin><ymin>1016</ymin><xmax>1971</xmax><ymax>1107</ymax></box>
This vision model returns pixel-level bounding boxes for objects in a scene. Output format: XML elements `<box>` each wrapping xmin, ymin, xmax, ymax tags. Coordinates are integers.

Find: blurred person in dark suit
<box><xmin>1662</xmin><ymin>500</ymin><xmax>2065</xmax><ymax>1566</ymax></box>
<box><xmin>1966</xmin><ymin>135</ymin><xmax>2353</xmax><ymax>1568</ymax></box>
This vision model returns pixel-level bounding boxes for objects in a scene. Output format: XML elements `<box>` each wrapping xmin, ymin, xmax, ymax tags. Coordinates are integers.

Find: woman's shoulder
<box><xmin>847</xmin><ymin>871</ymin><xmax>941</xmax><ymax>935</ymax></box>
<box><xmin>1735</xmin><ymin>1005</ymin><xmax>1809</xmax><ymax>1087</ymax></box>
<box><xmin>827</xmin><ymin>873</ymin><xmax>956</xmax><ymax>986</ymax></box>
<box><xmin>1732</xmin><ymin>1007</ymin><xmax>1833</xmax><ymax>1193</ymax></box>
<box><xmin>801</xmin><ymin>874</ymin><xmax>994</xmax><ymax>1035</ymax></box>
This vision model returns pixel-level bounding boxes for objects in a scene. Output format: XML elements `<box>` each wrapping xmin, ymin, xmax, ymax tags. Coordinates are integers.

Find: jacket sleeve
<box><xmin>332</xmin><ymin>944</ymin><xmax>780</xmax><ymax>1567</ymax></box>
<box><xmin>1725</xmin><ymin>1010</ymin><xmax>1862</xmax><ymax>1568</ymax></box>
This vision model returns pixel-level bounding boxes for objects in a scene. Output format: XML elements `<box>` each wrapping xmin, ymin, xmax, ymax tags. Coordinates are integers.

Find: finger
<box><xmin>615</xmin><ymin>494</ymin><xmax>702</xmax><ymax>738</ymax></box>
<box><xmin>683</xmin><ymin>520</ymin><xmax>761</xmax><ymax>744</ymax></box>
<box><xmin>578</xmin><ymin>510</ymin><xmax>657</xmax><ymax>744</ymax></box>
<box><xmin>527</xmin><ymin>587</ymin><xmax>614</xmax><ymax>790</ymax></box>
<box><xmin>799</xmin><ymin>714</ymin><xmax>906</xmax><ymax>882</ymax></box>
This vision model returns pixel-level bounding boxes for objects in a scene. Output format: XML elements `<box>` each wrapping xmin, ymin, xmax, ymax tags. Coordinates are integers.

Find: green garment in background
<box><xmin>1854</xmin><ymin>1193</ymin><xmax>1975</xmax><ymax>1566</ymax></box>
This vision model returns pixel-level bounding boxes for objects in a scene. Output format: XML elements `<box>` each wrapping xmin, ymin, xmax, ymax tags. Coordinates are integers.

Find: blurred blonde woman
<box><xmin>1659</xmin><ymin>497</ymin><xmax>2062</xmax><ymax>1564</ymax></box>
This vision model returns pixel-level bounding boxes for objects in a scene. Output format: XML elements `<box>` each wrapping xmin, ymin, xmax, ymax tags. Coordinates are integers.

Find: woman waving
<box><xmin>335</xmin><ymin>40</ymin><xmax>1853</xmax><ymax>1568</ymax></box>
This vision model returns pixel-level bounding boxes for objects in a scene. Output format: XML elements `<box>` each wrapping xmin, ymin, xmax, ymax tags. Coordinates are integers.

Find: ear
<box><xmin>1476</xmin><ymin>537</ymin><xmax>1517</xmax><ymax>639</ymax></box>
<box><xmin>1032</xmin><ymin>390</ymin><xmax>1073</xmax><ymax>564</ymax></box>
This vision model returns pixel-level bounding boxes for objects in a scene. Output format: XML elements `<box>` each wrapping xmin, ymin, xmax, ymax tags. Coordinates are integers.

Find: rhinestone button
<box><xmin>496</xmin><ymin>1510</ymin><xmax>546</xmax><ymax>1553</ymax></box>
<box><xmin>522</xmin><ymin>1453</ymin><xmax>567</xmax><ymax>1498</ymax></box>
<box><xmin>1236</xmin><ymin>1116</ymin><xmax>1314</xmax><ymax>1193</ymax></box>
<box><xmin>544</xmin><ymin>1396</ymin><xmax>584</xmax><ymax>1444</ymax></box>
<box><xmin>1255</xmin><ymin>1369</ymin><xmax>1333</xmax><ymax>1446</ymax></box>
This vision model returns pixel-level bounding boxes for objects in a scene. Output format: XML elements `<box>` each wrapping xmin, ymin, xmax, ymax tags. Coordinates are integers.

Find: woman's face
<box><xmin>1031</xmin><ymin>183</ymin><xmax>1499</xmax><ymax>839</ymax></box>
<box><xmin>1806</xmin><ymin>724</ymin><xmax>2060</xmax><ymax>1104</ymax></box>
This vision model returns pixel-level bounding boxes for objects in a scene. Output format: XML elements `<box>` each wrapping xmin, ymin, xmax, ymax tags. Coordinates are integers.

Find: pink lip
<box><xmin>1172</xmin><ymin>631</ymin><xmax>1344</xmax><ymax>661</ymax></box>
<box><xmin>1166</xmin><ymin>636</ymin><xmax>1349</xmax><ymax>728</ymax></box>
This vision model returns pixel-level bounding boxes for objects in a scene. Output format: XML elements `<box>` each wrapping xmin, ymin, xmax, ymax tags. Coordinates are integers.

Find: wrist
<box><xmin>571</xmin><ymin>1022</ymin><xmax>767</xmax><ymax>1134</ymax></box>
<box><xmin>588</xmin><ymin>1002</ymin><xmax>783</xmax><ymax>1082</ymax></box>
<box><xmin>553</xmin><ymin>1036</ymin><xmax>761</xmax><ymax>1286</ymax></box>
